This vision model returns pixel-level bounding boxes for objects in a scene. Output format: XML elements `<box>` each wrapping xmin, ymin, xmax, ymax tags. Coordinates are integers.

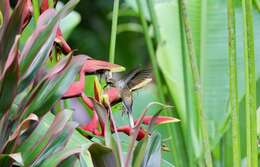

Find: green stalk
<box><xmin>227</xmin><ymin>0</ymin><xmax>241</xmax><ymax>166</ymax></box>
<box><xmin>254</xmin><ymin>0</ymin><xmax>260</xmax><ymax>11</ymax></box>
<box><xmin>242</xmin><ymin>0</ymin><xmax>258</xmax><ymax>166</ymax></box>
<box><xmin>139</xmin><ymin>1</ymin><xmax>187</xmax><ymax>165</ymax></box>
<box><xmin>48</xmin><ymin>0</ymin><xmax>54</xmax><ymax>8</ymax></box>
<box><xmin>147</xmin><ymin>0</ymin><xmax>161</xmax><ymax>43</ymax></box>
<box><xmin>179</xmin><ymin>0</ymin><xmax>213</xmax><ymax>166</ymax></box>
<box><xmin>147</xmin><ymin>0</ymin><xmax>190</xmax><ymax>166</ymax></box>
<box><xmin>32</xmin><ymin>0</ymin><xmax>40</xmax><ymax>23</ymax></box>
<box><xmin>109</xmin><ymin>0</ymin><xmax>120</xmax><ymax>63</ymax></box>
<box><xmin>136</xmin><ymin>0</ymin><xmax>163</xmax><ymax>100</ymax></box>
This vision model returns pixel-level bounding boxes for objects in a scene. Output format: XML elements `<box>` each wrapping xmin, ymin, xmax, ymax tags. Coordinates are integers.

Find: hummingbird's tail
<box><xmin>127</xmin><ymin>112</ymin><xmax>135</xmax><ymax>128</ymax></box>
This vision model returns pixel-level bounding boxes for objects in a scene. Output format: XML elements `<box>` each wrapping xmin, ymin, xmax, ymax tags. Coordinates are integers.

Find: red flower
<box><xmin>40</xmin><ymin>0</ymin><xmax>71</xmax><ymax>54</ymax></box>
<box><xmin>117</xmin><ymin>125</ymin><xmax>147</xmax><ymax>141</ymax></box>
<box><xmin>104</xmin><ymin>87</ymin><xmax>121</xmax><ymax>104</ymax></box>
<box><xmin>136</xmin><ymin>116</ymin><xmax>180</xmax><ymax>125</ymax></box>
<box><xmin>55</xmin><ymin>27</ymin><xmax>72</xmax><ymax>54</ymax></box>
<box><xmin>63</xmin><ymin>70</ymin><xmax>85</xmax><ymax>98</ymax></box>
<box><xmin>63</xmin><ymin>57</ymin><xmax>124</xmax><ymax>99</ymax></box>
<box><xmin>81</xmin><ymin>111</ymin><xmax>101</xmax><ymax>136</ymax></box>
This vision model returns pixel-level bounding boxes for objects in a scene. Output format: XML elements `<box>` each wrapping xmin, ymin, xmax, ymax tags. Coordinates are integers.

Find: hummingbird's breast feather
<box><xmin>116</xmin><ymin>80</ymin><xmax>126</xmax><ymax>89</ymax></box>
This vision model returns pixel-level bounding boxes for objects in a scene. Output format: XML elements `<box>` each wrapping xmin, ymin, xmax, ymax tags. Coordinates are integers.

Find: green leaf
<box><xmin>39</xmin><ymin>148</ymin><xmax>84</xmax><ymax>167</ymax></box>
<box><xmin>154</xmin><ymin>1</ymin><xmax>193</xmax><ymax>165</ymax></box>
<box><xmin>0</xmin><ymin>0</ymin><xmax>29</xmax><ymax>71</ymax></box>
<box><xmin>18</xmin><ymin>10</ymin><xmax>57</xmax><ymax>91</ymax></box>
<box><xmin>132</xmin><ymin>136</ymin><xmax>149</xmax><ymax>167</ymax></box>
<box><xmin>79</xmin><ymin>151</ymin><xmax>94</xmax><ymax>167</ymax></box>
<box><xmin>91</xmin><ymin>98</ymin><xmax>122</xmax><ymax>167</ymax></box>
<box><xmin>0</xmin><ymin>36</ymin><xmax>19</xmax><ymax>115</ymax></box>
<box><xmin>88</xmin><ymin>143</ymin><xmax>117</xmax><ymax>167</ymax></box>
<box><xmin>56</xmin><ymin>1</ymin><xmax>81</xmax><ymax>39</ymax></box>
<box><xmin>0</xmin><ymin>0</ymin><xmax>10</xmax><ymax>26</ymax></box>
<box><xmin>0</xmin><ymin>153</ymin><xmax>23</xmax><ymax>166</ymax></box>
<box><xmin>117</xmin><ymin>23</ymin><xmax>143</xmax><ymax>34</ymax></box>
<box><xmin>0</xmin><ymin>10</ymin><xmax>3</xmax><ymax>27</ymax></box>
<box><xmin>125</xmin><ymin>0</ymin><xmax>151</xmax><ymax>20</ymax></box>
<box><xmin>153</xmin><ymin>0</ymin><xmax>260</xmax><ymax>163</ymax></box>
<box><xmin>14</xmin><ymin>110</ymin><xmax>94</xmax><ymax>166</ymax></box>
<box><xmin>32</xmin><ymin>122</ymin><xmax>78</xmax><ymax>166</ymax></box>
<box><xmin>2</xmin><ymin>114</ymin><xmax>38</xmax><ymax>153</ymax></box>
<box><xmin>16</xmin><ymin>110</ymin><xmax>77</xmax><ymax>166</ymax></box>
<box><xmin>20</xmin><ymin>55</ymin><xmax>85</xmax><ymax>119</ymax></box>
<box><xmin>257</xmin><ymin>107</ymin><xmax>260</xmax><ymax>137</ymax></box>
<box><xmin>56</xmin><ymin>154</ymin><xmax>78</xmax><ymax>167</ymax></box>
<box><xmin>142</xmin><ymin>132</ymin><xmax>162</xmax><ymax>167</ymax></box>
<box><xmin>19</xmin><ymin>0</ymin><xmax>80</xmax><ymax>91</ymax></box>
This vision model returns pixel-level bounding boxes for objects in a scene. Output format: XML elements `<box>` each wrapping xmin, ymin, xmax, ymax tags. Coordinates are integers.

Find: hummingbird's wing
<box><xmin>120</xmin><ymin>68</ymin><xmax>143</xmax><ymax>85</ymax></box>
<box><xmin>126</xmin><ymin>68</ymin><xmax>152</xmax><ymax>91</ymax></box>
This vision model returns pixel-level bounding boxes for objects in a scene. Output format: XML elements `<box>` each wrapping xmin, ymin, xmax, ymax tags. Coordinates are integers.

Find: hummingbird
<box><xmin>105</xmin><ymin>67</ymin><xmax>152</xmax><ymax>128</ymax></box>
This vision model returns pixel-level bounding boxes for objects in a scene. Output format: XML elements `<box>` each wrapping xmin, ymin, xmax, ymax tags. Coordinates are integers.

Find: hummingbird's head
<box><xmin>104</xmin><ymin>71</ymin><xmax>116</xmax><ymax>86</ymax></box>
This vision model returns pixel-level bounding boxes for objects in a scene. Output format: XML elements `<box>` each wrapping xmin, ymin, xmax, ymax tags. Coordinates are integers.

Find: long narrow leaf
<box><xmin>242</xmin><ymin>0</ymin><xmax>258</xmax><ymax>166</ymax></box>
<box><xmin>227</xmin><ymin>0</ymin><xmax>241</xmax><ymax>165</ymax></box>
<box><xmin>17</xmin><ymin>110</ymin><xmax>73</xmax><ymax>166</ymax></box>
<box><xmin>0</xmin><ymin>36</ymin><xmax>19</xmax><ymax>115</ymax></box>
<box><xmin>18</xmin><ymin>9</ymin><xmax>57</xmax><ymax>90</ymax></box>
<box><xmin>20</xmin><ymin>56</ymin><xmax>85</xmax><ymax>119</ymax></box>
<box><xmin>0</xmin><ymin>0</ymin><xmax>30</xmax><ymax>71</ymax></box>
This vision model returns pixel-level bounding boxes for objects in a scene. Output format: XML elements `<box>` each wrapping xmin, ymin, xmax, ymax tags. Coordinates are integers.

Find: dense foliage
<box><xmin>0</xmin><ymin>0</ymin><xmax>178</xmax><ymax>166</ymax></box>
<box><xmin>1</xmin><ymin>0</ymin><xmax>260</xmax><ymax>166</ymax></box>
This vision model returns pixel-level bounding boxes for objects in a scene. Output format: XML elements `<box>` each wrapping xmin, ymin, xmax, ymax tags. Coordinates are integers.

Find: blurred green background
<box><xmin>62</xmin><ymin>0</ymin><xmax>150</xmax><ymax>69</ymax></box>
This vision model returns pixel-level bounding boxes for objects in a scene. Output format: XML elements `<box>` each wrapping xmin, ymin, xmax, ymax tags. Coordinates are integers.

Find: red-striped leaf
<box><xmin>0</xmin><ymin>36</ymin><xmax>20</xmax><ymax>115</ymax></box>
<box><xmin>0</xmin><ymin>0</ymin><xmax>31</xmax><ymax>72</ymax></box>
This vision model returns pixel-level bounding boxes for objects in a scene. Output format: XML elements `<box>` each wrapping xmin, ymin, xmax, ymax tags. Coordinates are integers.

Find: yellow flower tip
<box><xmin>111</xmin><ymin>66</ymin><xmax>125</xmax><ymax>72</ymax></box>
<box><xmin>94</xmin><ymin>77</ymin><xmax>103</xmax><ymax>102</ymax></box>
<box><xmin>158</xmin><ymin>119</ymin><xmax>180</xmax><ymax>125</ymax></box>
<box><xmin>102</xmin><ymin>94</ymin><xmax>110</xmax><ymax>106</ymax></box>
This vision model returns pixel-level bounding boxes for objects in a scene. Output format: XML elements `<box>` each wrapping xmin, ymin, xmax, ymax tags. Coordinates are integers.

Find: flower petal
<box><xmin>81</xmin><ymin>93</ymin><xmax>94</xmax><ymax>109</ymax></box>
<box><xmin>80</xmin><ymin>111</ymin><xmax>100</xmax><ymax>136</ymax></box>
<box><xmin>104</xmin><ymin>87</ymin><xmax>121</xmax><ymax>104</ymax></box>
<box><xmin>81</xmin><ymin>59</ymin><xmax>125</xmax><ymax>74</ymax></box>
<box><xmin>116</xmin><ymin>125</ymin><xmax>147</xmax><ymax>141</ymax></box>
<box><xmin>136</xmin><ymin>116</ymin><xmax>180</xmax><ymax>125</ymax></box>
<box><xmin>55</xmin><ymin>27</ymin><xmax>71</xmax><ymax>54</ymax></box>
<box><xmin>62</xmin><ymin>71</ymin><xmax>85</xmax><ymax>98</ymax></box>
<box><xmin>94</xmin><ymin>77</ymin><xmax>102</xmax><ymax>102</ymax></box>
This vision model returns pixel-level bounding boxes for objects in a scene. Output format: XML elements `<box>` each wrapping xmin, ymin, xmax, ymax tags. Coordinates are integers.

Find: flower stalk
<box><xmin>179</xmin><ymin>0</ymin><xmax>213</xmax><ymax>166</ymax></box>
<box><xmin>109</xmin><ymin>0</ymin><xmax>120</xmax><ymax>63</ymax></box>
<box><xmin>242</xmin><ymin>0</ymin><xmax>258</xmax><ymax>166</ymax></box>
<box><xmin>32</xmin><ymin>0</ymin><xmax>40</xmax><ymax>22</ymax></box>
<box><xmin>227</xmin><ymin>0</ymin><xmax>241</xmax><ymax>165</ymax></box>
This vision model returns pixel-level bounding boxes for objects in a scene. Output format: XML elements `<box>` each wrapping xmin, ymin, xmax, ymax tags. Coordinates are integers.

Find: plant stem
<box><xmin>242</xmin><ymin>0</ymin><xmax>258</xmax><ymax>166</ymax></box>
<box><xmin>227</xmin><ymin>0</ymin><xmax>241</xmax><ymax>166</ymax></box>
<box><xmin>48</xmin><ymin>0</ymin><xmax>54</xmax><ymax>8</ymax></box>
<box><xmin>32</xmin><ymin>0</ymin><xmax>40</xmax><ymax>23</ymax></box>
<box><xmin>136</xmin><ymin>0</ymin><xmax>163</xmax><ymax>101</ymax></box>
<box><xmin>146</xmin><ymin>1</ymin><xmax>190</xmax><ymax>166</ymax></box>
<box><xmin>109</xmin><ymin>0</ymin><xmax>120</xmax><ymax>63</ymax></box>
<box><xmin>147</xmin><ymin>0</ymin><xmax>161</xmax><ymax>43</ymax></box>
<box><xmin>179</xmin><ymin>0</ymin><xmax>213</xmax><ymax>166</ymax></box>
<box><xmin>254</xmin><ymin>0</ymin><xmax>260</xmax><ymax>11</ymax></box>
<box><xmin>107</xmin><ymin>104</ymin><xmax>124</xmax><ymax>167</ymax></box>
